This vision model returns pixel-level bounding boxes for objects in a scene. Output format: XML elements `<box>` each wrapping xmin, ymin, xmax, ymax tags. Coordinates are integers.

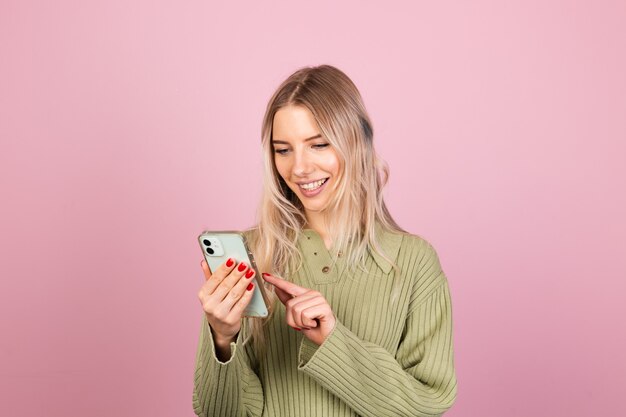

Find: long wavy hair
<box><xmin>244</xmin><ymin>64</ymin><xmax>406</xmax><ymax>353</ymax></box>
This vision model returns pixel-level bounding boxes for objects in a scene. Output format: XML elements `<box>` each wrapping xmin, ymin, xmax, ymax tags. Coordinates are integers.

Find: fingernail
<box><xmin>238</xmin><ymin>262</ymin><xmax>247</xmax><ymax>272</ymax></box>
<box><xmin>262</xmin><ymin>273</ymin><xmax>270</xmax><ymax>277</ymax></box>
<box><xmin>245</xmin><ymin>269</ymin><xmax>254</xmax><ymax>278</ymax></box>
<box><xmin>247</xmin><ymin>283</ymin><xmax>254</xmax><ymax>291</ymax></box>
<box><xmin>294</xmin><ymin>327</ymin><xmax>301</xmax><ymax>331</ymax></box>
<box><xmin>226</xmin><ymin>258</ymin><xmax>234</xmax><ymax>267</ymax></box>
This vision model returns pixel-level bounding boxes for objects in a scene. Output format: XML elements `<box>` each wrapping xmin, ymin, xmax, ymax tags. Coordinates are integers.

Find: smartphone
<box><xmin>198</xmin><ymin>231</ymin><xmax>269</xmax><ymax>318</ymax></box>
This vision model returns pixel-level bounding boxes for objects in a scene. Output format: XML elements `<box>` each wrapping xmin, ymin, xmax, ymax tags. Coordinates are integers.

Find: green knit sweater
<box><xmin>193</xmin><ymin>228</ymin><xmax>457</xmax><ymax>417</ymax></box>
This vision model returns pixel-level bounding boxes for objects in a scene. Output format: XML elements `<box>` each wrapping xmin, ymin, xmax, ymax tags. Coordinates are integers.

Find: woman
<box><xmin>194</xmin><ymin>65</ymin><xmax>457</xmax><ymax>417</ymax></box>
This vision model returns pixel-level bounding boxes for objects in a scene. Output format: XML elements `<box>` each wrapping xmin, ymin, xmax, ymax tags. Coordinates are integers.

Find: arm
<box><xmin>296</xmin><ymin>240</ymin><xmax>458</xmax><ymax>417</ymax></box>
<box><xmin>298</xmin><ymin>281</ymin><xmax>457</xmax><ymax>417</ymax></box>
<box><xmin>192</xmin><ymin>318</ymin><xmax>264</xmax><ymax>417</ymax></box>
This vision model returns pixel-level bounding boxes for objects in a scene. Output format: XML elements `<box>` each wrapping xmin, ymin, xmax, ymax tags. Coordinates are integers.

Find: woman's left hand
<box><xmin>262</xmin><ymin>273</ymin><xmax>336</xmax><ymax>346</ymax></box>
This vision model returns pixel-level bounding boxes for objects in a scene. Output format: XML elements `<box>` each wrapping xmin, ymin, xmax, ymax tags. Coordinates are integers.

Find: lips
<box><xmin>298</xmin><ymin>178</ymin><xmax>328</xmax><ymax>190</ymax></box>
<box><xmin>296</xmin><ymin>177</ymin><xmax>329</xmax><ymax>197</ymax></box>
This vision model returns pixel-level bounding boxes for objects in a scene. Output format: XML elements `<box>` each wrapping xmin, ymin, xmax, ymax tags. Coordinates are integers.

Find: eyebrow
<box><xmin>272</xmin><ymin>134</ymin><xmax>322</xmax><ymax>144</ymax></box>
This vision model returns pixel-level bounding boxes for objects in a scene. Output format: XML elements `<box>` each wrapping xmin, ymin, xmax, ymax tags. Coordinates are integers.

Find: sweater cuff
<box><xmin>202</xmin><ymin>320</ymin><xmax>243</xmax><ymax>366</ymax></box>
<box><xmin>297</xmin><ymin>320</ymin><xmax>343</xmax><ymax>367</ymax></box>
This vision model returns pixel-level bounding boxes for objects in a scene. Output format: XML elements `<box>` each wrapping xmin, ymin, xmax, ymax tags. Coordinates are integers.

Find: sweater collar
<box><xmin>369</xmin><ymin>223</ymin><xmax>403</xmax><ymax>274</ymax></box>
<box><xmin>300</xmin><ymin>223</ymin><xmax>403</xmax><ymax>274</ymax></box>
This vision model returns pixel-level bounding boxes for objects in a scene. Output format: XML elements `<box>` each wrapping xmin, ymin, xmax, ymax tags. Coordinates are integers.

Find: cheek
<box><xmin>274</xmin><ymin>157</ymin><xmax>290</xmax><ymax>181</ymax></box>
<box><xmin>328</xmin><ymin>152</ymin><xmax>341</xmax><ymax>176</ymax></box>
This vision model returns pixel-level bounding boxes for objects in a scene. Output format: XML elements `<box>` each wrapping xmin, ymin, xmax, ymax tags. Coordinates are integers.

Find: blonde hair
<box><xmin>245</xmin><ymin>64</ymin><xmax>406</xmax><ymax>353</ymax></box>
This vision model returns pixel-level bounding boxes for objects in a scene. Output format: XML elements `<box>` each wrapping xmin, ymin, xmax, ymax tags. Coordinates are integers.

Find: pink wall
<box><xmin>1</xmin><ymin>1</ymin><xmax>625</xmax><ymax>416</ymax></box>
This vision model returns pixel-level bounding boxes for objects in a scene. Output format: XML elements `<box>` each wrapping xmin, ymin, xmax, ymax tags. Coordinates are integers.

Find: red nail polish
<box><xmin>245</xmin><ymin>269</ymin><xmax>254</xmax><ymax>278</ymax></box>
<box><xmin>262</xmin><ymin>273</ymin><xmax>270</xmax><ymax>277</ymax></box>
<box><xmin>226</xmin><ymin>258</ymin><xmax>234</xmax><ymax>267</ymax></box>
<box><xmin>238</xmin><ymin>262</ymin><xmax>247</xmax><ymax>272</ymax></box>
<box><xmin>294</xmin><ymin>327</ymin><xmax>301</xmax><ymax>331</ymax></box>
<box><xmin>247</xmin><ymin>283</ymin><xmax>254</xmax><ymax>291</ymax></box>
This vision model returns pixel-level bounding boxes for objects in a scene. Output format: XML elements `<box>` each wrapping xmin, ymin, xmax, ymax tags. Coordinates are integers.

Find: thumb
<box><xmin>200</xmin><ymin>260</ymin><xmax>212</xmax><ymax>281</ymax></box>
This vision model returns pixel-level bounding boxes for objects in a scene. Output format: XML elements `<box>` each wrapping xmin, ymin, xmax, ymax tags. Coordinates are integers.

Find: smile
<box><xmin>298</xmin><ymin>178</ymin><xmax>328</xmax><ymax>191</ymax></box>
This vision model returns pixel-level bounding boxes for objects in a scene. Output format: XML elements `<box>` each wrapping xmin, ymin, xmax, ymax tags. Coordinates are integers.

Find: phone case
<box><xmin>198</xmin><ymin>231</ymin><xmax>269</xmax><ymax>318</ymax></box>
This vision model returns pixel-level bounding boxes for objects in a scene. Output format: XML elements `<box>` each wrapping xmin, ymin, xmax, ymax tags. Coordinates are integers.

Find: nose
<box><xmin>292</xmin><ymin>148</ymin><xmax>313</xmax><ymax>177</ymax></box>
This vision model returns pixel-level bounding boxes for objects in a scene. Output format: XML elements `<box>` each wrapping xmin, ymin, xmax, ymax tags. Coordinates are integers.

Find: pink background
<box><xmin>1</xmin><ymin>1</ymin><xmax>625</xmax><ymax>416</ymax></box>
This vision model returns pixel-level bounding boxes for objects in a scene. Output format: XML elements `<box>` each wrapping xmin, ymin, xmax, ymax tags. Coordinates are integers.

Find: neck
<box><xmin>304</xmin><ymin>210</ymin><xmax>332</xmax><ymax>249</ymax></box>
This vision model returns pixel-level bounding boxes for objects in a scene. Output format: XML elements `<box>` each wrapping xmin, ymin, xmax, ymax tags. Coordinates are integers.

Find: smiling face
<box><xmin>272</xmin><ymin>105</ymin><xmax>341</xmax><ymax>222</ymax></box>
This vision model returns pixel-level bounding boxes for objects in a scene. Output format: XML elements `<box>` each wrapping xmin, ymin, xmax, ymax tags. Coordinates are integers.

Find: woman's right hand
<box><xmin>198</xmin><ymin>258</ymin><xmax>256</xmax><ymax>350</ymax></box>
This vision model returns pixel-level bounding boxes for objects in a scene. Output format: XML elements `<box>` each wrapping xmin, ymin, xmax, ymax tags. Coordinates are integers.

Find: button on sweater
<box><xmin>193</xmin><ymin>227</ymin><xmax>458</xmax><ymax>417</ymax></box>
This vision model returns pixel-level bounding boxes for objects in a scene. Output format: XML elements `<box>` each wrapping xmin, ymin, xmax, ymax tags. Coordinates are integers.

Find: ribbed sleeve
<box><xmin>297</xmin><ymin>280</ymin><xmax>456</xmax><ymax>417</ymax></box>
<box><xmin>192</xmin><ymin>319</ymin><xmax>264</xmax><ymax>417</ymax></box>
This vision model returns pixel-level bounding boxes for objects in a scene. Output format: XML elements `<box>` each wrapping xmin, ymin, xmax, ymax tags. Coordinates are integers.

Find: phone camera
<box><xmin>201</xmin><ymin>236</ymin><xmax>223</xmax><ymax>256</ymax></box>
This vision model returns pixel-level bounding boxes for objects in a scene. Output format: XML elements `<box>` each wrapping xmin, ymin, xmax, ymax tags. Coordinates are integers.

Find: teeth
<box><xmin>299</xmin><ymin>178</ymin><xmax>327</xmax><ymax>190</ymax></box>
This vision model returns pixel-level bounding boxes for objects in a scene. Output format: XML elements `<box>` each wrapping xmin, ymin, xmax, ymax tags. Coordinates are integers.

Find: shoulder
<box><xmin>377</xmin><ymin>227</ymin><xmax>442</xmax><ymax>267</ymax></box>
<box><xmin>398</xmin><ymin>232</ymin><xmax>444</xmax><ymax>270</ymax></box>
<box><xmin>371</xmin><ymin>225</ymin><xmax>442</xmax><ymax>276</ymax></box>
<box><xmin>393</xmin><ymin>231</ymin><xmax>449</xmax><ymax>307</ymax></box>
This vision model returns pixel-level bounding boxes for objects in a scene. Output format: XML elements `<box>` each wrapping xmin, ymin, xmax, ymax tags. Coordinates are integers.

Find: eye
<box><xmin>313</xmin><ymin>143</ymin><xmax>330</xmax><ymax>149</ymax></box>
<box><xmin>274</xmin><ymin>148</ymin><xmax>289</xmax><ymax>155</ymax></box>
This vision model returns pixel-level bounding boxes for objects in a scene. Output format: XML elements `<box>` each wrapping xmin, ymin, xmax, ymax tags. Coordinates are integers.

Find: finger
<box><xmin>285</xmin><ymin>291</ymin><xmax>318</xmax><ymax>310</ymax></box>
<box><xmin>212</xmin><ymin>261</ymin><xmax>250</xmax><ymax>301</ymax></box>
<box><xmin>227</xmin><ymin>281</ymin><xmax>256</xmax><ymax>320</ymax></box>
<box><xmin>262</xmin><ymin>273</ymin><xmax>308</xmax><ymax>297</ymax></box>
<box><xmin>273</xmin><ymin>285</ymin><xmax>293</xmax><ymax>305</ymax></box>
<box><xmin>290</xmin><ymin>297</ymin><xmax>325</xmax><ymax>329</ymax></box>
<box><xmin>283</xmin><ymin>304</ymin><xmax>299</xmax><ymax>329</ymax></box>
<box><xmin>200</xmin><ymin>259</ymin><xmax>212</xmax><ymax>280</ymax></box>
<box><xmin>284</xmin><ymin>291</ymin><xmax>318</xmax><ymax>313</ymax></box>
<box><xmin>198</xmin><ymin>259</ymin><xmax>231</xmax><ymax>304</ymax></box>
<box><xmin>204</xmin><ymin>258</ymin><xmax>237</xmax><ymax>294</ymax></box>
<box><xmin>301</xmin><ymin>304</ymin><xmax>332</xmax><ymax>326</ymax></box>
<box><xmin>221</xmin><ymin>268</ymin><xmax>256</xmax><ymax>311</ymax></box>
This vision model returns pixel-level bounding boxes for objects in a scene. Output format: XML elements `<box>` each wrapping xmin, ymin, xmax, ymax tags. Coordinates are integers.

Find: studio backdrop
<box><xmin>1</xmin><ymin>1</ymin><xmax>625</xmax><ymax>416</ymax></box>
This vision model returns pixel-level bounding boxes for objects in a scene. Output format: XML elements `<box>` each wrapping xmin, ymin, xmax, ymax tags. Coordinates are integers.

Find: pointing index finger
<box><xmin>262</xmin><ymin>273</ymin><xmax>307</xmax><ymax>297</ymax></box>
